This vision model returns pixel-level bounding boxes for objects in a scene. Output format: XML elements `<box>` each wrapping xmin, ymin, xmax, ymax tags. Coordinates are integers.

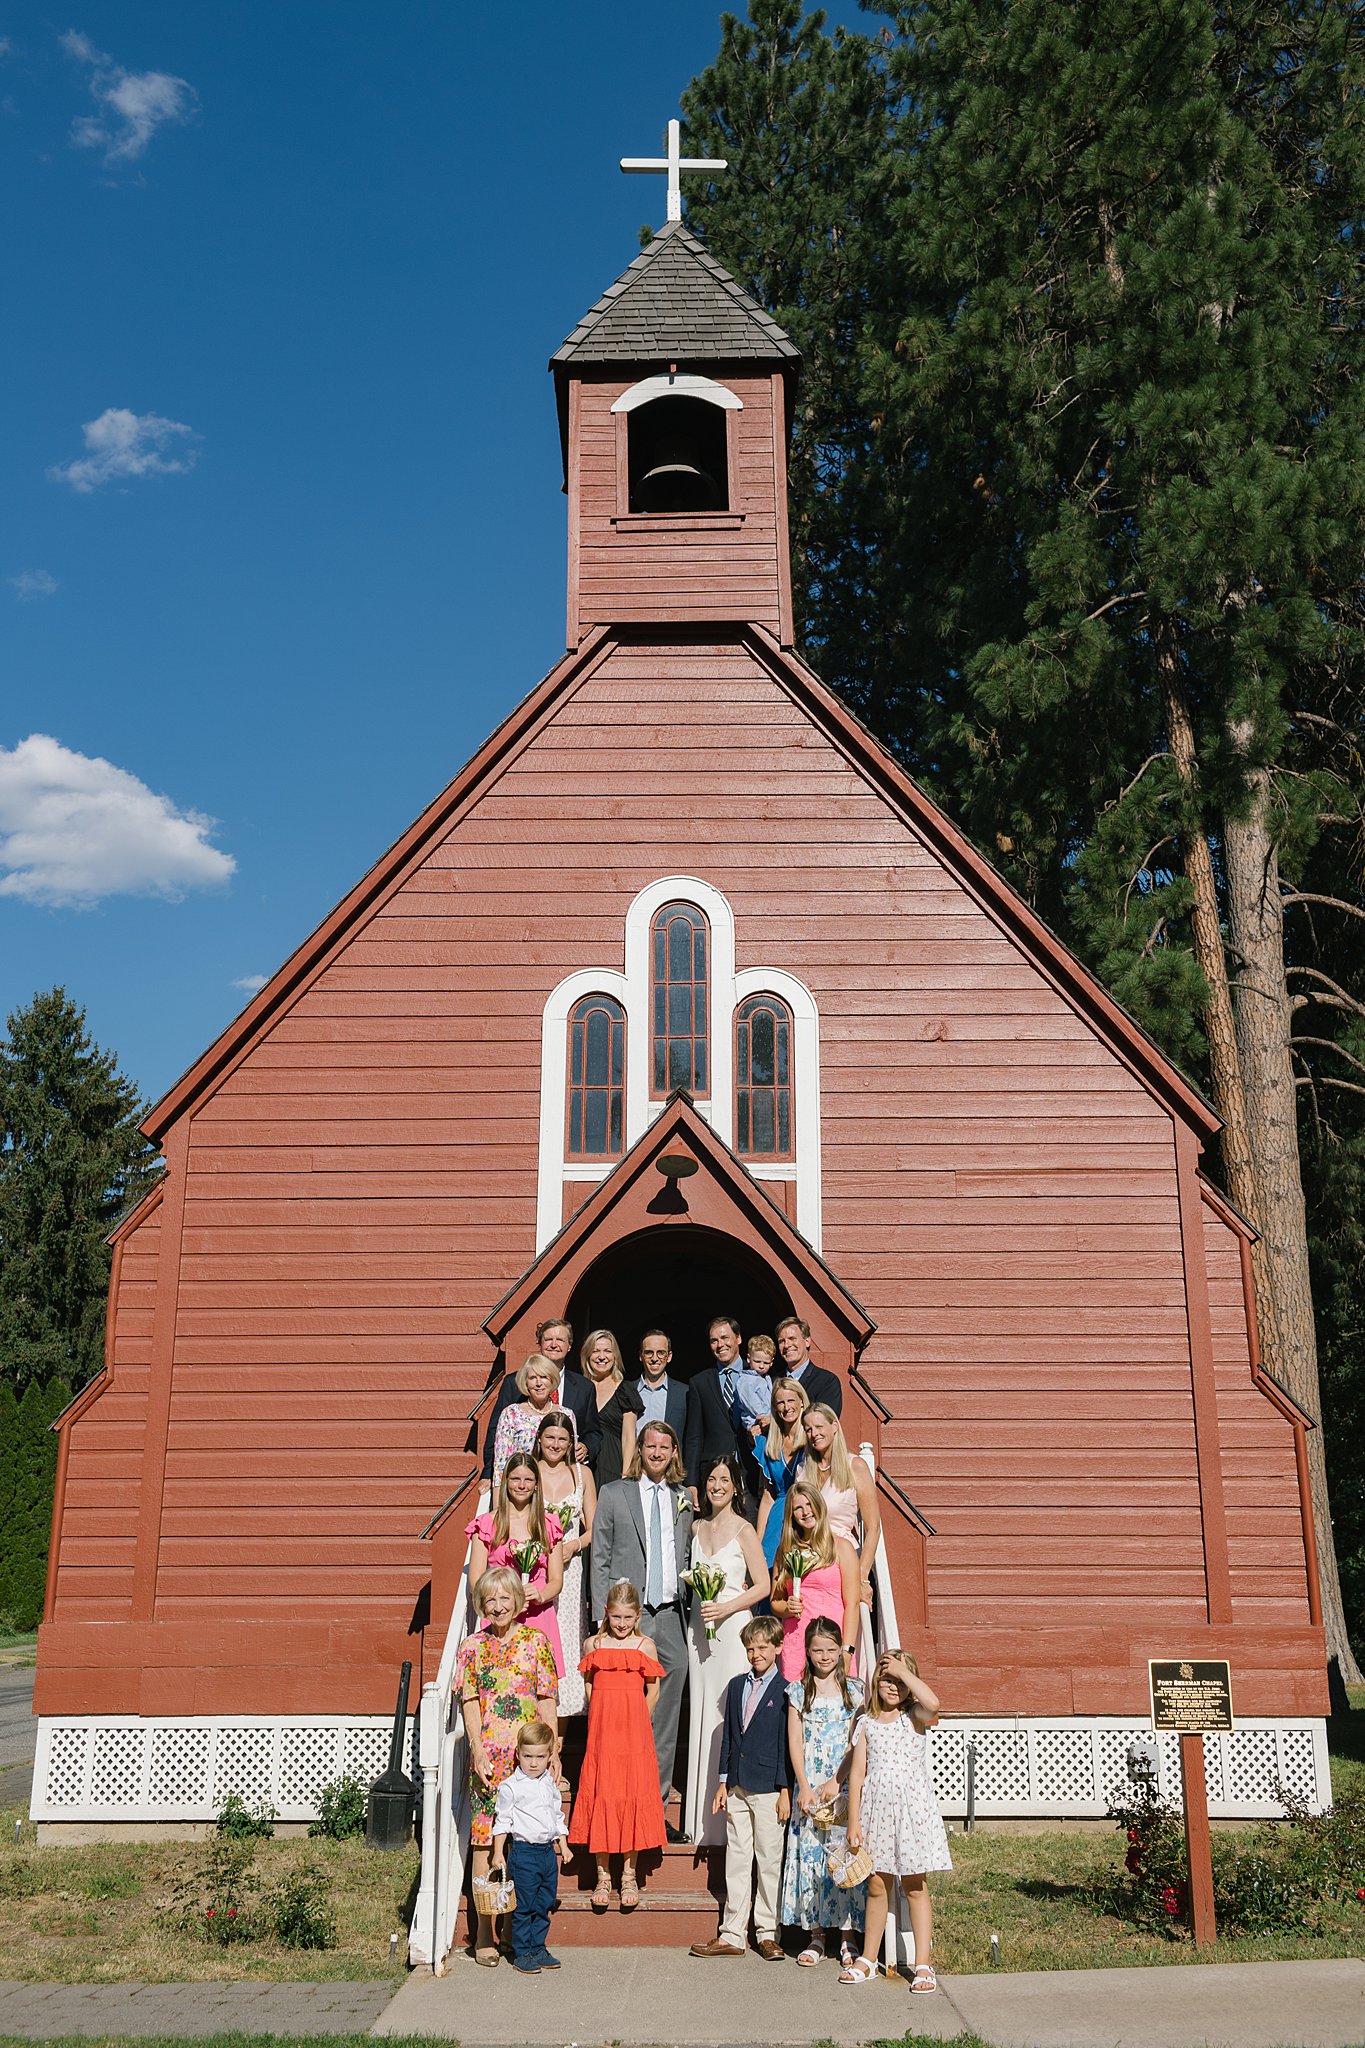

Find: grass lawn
<box><xmin>0</xmin><ymin>1628</ymin><xmax>38</xmax><ymax>1668</ymax></box>
<box><xmin>0</xmin><ymin>1814</ymin><xmax>415</xmax><ymax>1984</ymax></box>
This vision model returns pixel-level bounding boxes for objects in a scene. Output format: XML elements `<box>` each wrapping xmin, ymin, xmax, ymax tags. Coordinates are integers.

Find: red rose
<box><xmin>227</xmin><ymin>1907</ymin><xmax>237</xmax><ymax>1918</ymax></box>
<box><xmin>206</xmin><ymin>1908</ymin><xmax>214</xmax><ymax>1918</ymax></box>
<box><xmin>1356</xmin><ymin>1888</ymin><xmax>1365</xmax><ymax>1902</ymax></box>
<box><xmin>1127</xmin><ymin>1829</ymin><xmax>1139</xmax><ymax>1843</ymax></box>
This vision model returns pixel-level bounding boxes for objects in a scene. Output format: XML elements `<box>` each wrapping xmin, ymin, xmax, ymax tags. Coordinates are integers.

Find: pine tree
<box><xmin>0</xmin><ymin>989</ymin><xmax>160</xmax><ymax>1390</ymax></box>
<box><xmin>683</xmin><ymin>0</ymin><xmax>1365</xmax><ymax>1675</ymax></box>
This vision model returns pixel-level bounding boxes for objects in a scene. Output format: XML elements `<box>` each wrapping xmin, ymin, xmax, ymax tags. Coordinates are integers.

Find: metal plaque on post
<box><xmin>1148</xmin><ymin>1659</ymin><xmax>1234</xmax><ymax>1732</ymax></box>
<box><xmin>1147</xmin><ymin>1659</ymin><xmax>1232</xmax><ymax>1949</ymax></box>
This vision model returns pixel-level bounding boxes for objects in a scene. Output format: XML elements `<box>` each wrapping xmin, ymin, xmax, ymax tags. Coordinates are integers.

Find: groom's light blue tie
<box><xmin>646</xmin><ymin>1483</ymin><xmax>664</xmax><ymax>1607</ymax></box>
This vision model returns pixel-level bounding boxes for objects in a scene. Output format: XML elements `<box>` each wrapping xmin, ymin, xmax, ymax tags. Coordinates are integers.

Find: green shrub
<box><xmin>215</xmin><ymin>1792</ymin><xmax>277</xmax><ymax>1839</ymax></box>
<box><xmin>309</xmin><ymin>1772</ymin><xmax>367</xmax><ymax>1840</ymax></box>
<box><xmin>269</xmin><ymin>1863</ymin><xmax>337</xmax><ymax>1948</ymax></box>
<box><xmin>172</xmin><ymin>1836</ymin><xmax>260</xmax><ymax>1944</ymax></box>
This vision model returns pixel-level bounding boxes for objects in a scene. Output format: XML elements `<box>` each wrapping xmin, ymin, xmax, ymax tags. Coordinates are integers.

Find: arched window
<box><xmin>628</xmin><ymin>396</ymin><xmax>729</xmax><ymax>514</ymax></box>
<box><xmin>567</xmin><ymin>994</ymin><xmax>626</xmax><ymax>1159</ymax></box>
<box><xmin>735</xmin><ymin>993</ymin><xmax>793</xmax><ymax>1158</ymax></box>
<box><xmin>651</xmin><ymin>901</ymin><xmax>708</xmax><ymax>1097</ymax></box>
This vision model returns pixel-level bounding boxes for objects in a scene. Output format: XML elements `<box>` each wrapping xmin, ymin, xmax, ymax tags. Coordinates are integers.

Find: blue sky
<box><xmin>0</xmin><ymin>3</ymin><xmax>863</xmax><ymax>1111</ymax></box>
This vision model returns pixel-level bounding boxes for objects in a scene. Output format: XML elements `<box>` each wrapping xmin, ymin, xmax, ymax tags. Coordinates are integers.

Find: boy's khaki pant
<box><xmin>719</xmin><ymin>1787</ymin><xmax>784</xmax><ymax>1949</ymax></box>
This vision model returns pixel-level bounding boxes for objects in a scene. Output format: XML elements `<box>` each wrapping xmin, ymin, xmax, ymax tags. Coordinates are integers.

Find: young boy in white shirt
<box><xmin>491</xmin><ymin>1719</ymin><xmax>570</xmax><ymax>1975</ymax></box>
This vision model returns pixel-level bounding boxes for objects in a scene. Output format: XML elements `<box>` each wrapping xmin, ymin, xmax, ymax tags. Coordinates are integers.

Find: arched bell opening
<box><xmin>564</xmin><ymin>1223</ymin><xmax>790</xmax><ymax>1382</ymax></box>
<box><xmin>628</xmin><ymin>395</ymin><xmax>729</xmax><ymax>514</ymax></box>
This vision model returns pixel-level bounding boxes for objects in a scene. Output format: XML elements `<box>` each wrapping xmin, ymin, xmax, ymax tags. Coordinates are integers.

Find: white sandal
<box><xmin>796</xmin><ymin>1945</ymin><xmax>822</xmax><ymax>1967</ymax></box>
<box><xmin>910</xmin><ymin>1963</ymin><xmax>938</xmax><ymax>1994</ymax></box>
<box><xmin>838</xmin><ymin>1956</ymin><xmax>877</xmax><ymax>1984</ymax></box>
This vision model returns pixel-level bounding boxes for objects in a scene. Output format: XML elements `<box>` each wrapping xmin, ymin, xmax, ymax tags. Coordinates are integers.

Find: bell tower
<box><xmin>551</xmin><ymin>222</ymin><xmax>801</xmax><ymax>650</ymax></box>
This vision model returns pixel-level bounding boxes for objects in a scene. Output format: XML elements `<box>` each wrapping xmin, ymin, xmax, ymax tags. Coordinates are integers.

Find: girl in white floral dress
<box><xmin>535</xmin><ymin>1409</ymin><xmax>595</xmax><ymax>1717</ymax></box>
<box><xmin>841</xmin><ymin>1649</ymin><xmax>951</xmax><ymax>1993</ymax></box>
<box><xmin>781</xmin><ymin>1616</ymin><xmax>865</xmax><ymax>1963</ymax></box>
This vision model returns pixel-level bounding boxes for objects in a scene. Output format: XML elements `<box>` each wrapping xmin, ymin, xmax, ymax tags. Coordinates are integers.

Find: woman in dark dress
<box><xmin>580</xmin><ymin>1328</ymin><xmax>642</xmax><ymax>1487</ymax></box>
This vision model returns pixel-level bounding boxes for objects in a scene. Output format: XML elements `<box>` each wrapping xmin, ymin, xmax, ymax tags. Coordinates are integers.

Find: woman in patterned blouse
<box><xmin>457</xmin><ymin>1564</ymin><xmax>559</xmax><ymax>1964</ymax></box>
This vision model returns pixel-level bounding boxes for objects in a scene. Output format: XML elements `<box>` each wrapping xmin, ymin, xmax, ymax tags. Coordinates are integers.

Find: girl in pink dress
<box><xmin>768</xmin><ymin>1482</ymin><xmax>861</xmax><ymax>1681</ymax></box>
<box><xmin>466</xmin><ymin>1454</ymin><xmax>566</xmax><ymax>1674</ymax></box>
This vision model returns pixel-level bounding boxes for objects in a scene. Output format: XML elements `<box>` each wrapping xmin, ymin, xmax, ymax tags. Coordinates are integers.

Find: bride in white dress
<box><xmin>683</xmin><ymin>1454</ymin><xmax>771</xmax><ymax>1846</ymax></box>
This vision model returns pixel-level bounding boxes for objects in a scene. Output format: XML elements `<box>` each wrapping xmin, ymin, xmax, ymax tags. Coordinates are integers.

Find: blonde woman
<box><xmin>802</xmin><ymin>1404</ymin><xmax>881</xmax><ymax>1604</ymax></box>
<box><xmin>490</xmin><ymin>1352</ymin><xmax>576</xmax><ymax>1487</ymax></box>
<box><xmin>580</xmin><ymin>1327</ymin><xmax>642</xmax><ymax>1487</ymax></box>
<box><xmin>456</xmin><ymin>1565</ymin><xmax>559</xmax><ymax>1964</ymax></box>
<box><xmin>768</xmin><ymin>1482</ymin><xmax>860</xmax><ymax>1680</ymax></box>
<box><xmin>752</xmin><ymin>1375</ymin><xmax>809</xmax><ymax>1571</ymax></box>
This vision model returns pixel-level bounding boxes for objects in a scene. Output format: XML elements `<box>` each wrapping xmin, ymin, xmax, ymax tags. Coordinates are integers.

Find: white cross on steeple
<box><xmin>620</xmin><ymin>118</ymin><xmax>727</xmax><ymax>225</ymax></box>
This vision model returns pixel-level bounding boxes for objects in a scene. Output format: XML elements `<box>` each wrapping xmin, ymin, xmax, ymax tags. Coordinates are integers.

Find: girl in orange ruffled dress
<box><xmin>568</xmin><ymin>1579</ymin><xmax>666</xmax><ymax>1912</ymax></box>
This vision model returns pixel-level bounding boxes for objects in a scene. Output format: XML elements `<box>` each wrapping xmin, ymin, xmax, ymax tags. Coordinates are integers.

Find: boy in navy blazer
<box><xmin>689</xmin><ymin>1615</ymin><xmax>790</xmax><ymax>1959</ymax></box>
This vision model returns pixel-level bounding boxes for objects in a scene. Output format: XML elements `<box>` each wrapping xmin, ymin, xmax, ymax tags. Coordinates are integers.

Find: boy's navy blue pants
<box><xmin>506</xmin><ymin>1839</ymin><xmax>559</xmax><ymax>1957</ymax></box>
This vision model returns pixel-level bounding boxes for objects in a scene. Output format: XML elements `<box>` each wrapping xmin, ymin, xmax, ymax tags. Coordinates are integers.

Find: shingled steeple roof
<box><xmin>551</xmin><ymin>221</ymin><xmax>800</xmax><ymax>367</ymax></box>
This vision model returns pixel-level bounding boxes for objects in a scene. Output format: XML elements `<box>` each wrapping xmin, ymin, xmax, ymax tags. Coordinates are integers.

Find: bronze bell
<box><xmin>636</xmin><ymin>455</ymin><xmax>721</xmax><ymax>514</ymax></box>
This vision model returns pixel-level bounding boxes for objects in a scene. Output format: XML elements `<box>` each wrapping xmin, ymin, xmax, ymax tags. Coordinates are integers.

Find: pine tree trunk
<box><xmin>1157</xmin><ymin>628</ymin><xmax>1261</xmax><ymax>1230</ymax></box>
<box><xmin>1223</xmin><ymin>770</ymin><xmax>1361</xmax><ymax>1685</ymax></box>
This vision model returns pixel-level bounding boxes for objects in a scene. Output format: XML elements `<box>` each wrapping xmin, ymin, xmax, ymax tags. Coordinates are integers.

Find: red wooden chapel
<box><xmin>33</xmin><ymin>218</ymin><xmax>1328</xmax><ymax>1841</ymax></box>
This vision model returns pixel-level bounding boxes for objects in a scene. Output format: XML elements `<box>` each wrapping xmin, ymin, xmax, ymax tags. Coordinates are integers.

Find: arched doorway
<box><xmin>565</xmin><ymin>1224</ymin><xmax>792</xmax><ymax>1382</ymax></box>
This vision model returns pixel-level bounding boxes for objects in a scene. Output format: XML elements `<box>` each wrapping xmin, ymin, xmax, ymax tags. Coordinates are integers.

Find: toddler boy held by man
<box><xmin>491</xmin><ymin>1719</ymin><xmax>570</xmax><ymax>1975</ymax></box>
<box><xmin>691</xmin><ymin>1615</ymin><xmax>791</xmax><ymax>1960</ymax></box>
<box><xmin>729</xmin><ymin>1333</ymin><xmax>777</xmax><ymax>1437</ymax></box>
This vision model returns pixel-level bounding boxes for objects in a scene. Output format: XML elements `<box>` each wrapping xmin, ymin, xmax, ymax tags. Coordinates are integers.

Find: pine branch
<box><xmin>1281</xmin><ymin>892</ymin><xmax>1365</xmax><ymax>925</ymax></box>
<box><xmin>1293</xmin><ymin>1037</ymin><xmax>1365</xmax><ymax>1080</ymax></box>
<box><xmin>1285</xmin><ymin>967</ymin><xmax>1365</xmax><ymax>1020</ymax></box>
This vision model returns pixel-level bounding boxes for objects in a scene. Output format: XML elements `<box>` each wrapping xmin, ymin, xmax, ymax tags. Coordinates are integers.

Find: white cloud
<box><xmin>0</xmin><ymin>733</ymin><xmax>235</xmax><ymax>907</ymax></box>
<box><xmin>231</xmin><ymin>973</ymin><xmax>269</xmax><ymax>994</ymax></box>
<box><xmin>61</xmin><ymin>29</ymin><xmax>196</xmax><ymax>163</ymax></box>
<box><xmin>8</xmin><ymin>570</ymin><xmax>59</xmax><ymax>601</ymax></box>
<box><xmin>48</xmin><ymin>407</ymin><xmax>197</xmax><ymax>493</ymax></box>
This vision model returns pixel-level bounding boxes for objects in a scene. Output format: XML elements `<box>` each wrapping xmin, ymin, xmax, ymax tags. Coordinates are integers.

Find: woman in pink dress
<box><xmin>768</xmin><ymin>1482</ymin><xmax>861</xmax><ymax>1681</ymax></box>
<box><xmin>466</xmin><ymin>1454</ymin><xmax>566</xmax><ymax>1674</ymax></box>
<box><xmin>801</xmin><ymin>1404</ymin><xmax>881</xmax><ymax>1605</ymax></box>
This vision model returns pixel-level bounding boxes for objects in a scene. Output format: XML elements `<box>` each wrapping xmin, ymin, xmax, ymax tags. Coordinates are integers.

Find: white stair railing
<box><xmin>409</xmin><ymin>1483</ymin><xmax>488</xmax><ymax>1972</ymax></box>
<box><xmin>854</xmin><ymin>1444</ymin><xmax>915</xmax><ymax>1978</ymax></box>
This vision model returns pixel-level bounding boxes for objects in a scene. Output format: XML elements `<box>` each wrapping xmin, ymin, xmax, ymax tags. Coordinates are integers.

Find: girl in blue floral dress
<box><xmin>781</xmin><ymin>1615</ymin><xmax>866</xmax><ymax>1963</ymax></box>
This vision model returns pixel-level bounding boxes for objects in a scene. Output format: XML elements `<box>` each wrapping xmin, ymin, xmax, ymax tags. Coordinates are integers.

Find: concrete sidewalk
<box><xmin>0</xmin><ymin>1955</ymin><xmax>1363</xmax><ymax>2046</ymax></box>
<box><xmin>0</xmin><ymin>1979</ymin><xmax>397</xmax><ymax>2039</ymax></box>
<box><xmin>376</xmin><ymin>1951</ymin><xmax>1365</xmax><ymax>2047</ymax></box>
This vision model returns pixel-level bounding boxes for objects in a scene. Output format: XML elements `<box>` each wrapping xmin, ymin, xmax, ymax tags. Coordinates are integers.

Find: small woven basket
<box><xmin>472</xmin><ymin>1871</ymin><xmax>516</xmax><ymax>1917</ymax></box>
<box><xmin>828</xmin><ymin>1841</ymin><xmax>873</xmax><ymax>1890</ymax></box>
<box><xmin>810</xmin><ymin>1791</ymin><xmax>849</xmax><ymax>1831</ymax></box>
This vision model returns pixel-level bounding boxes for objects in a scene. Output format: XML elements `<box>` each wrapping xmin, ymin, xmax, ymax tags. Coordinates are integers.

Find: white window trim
<box><xmin>610</xmin><ymin>372</ymin><xmax>743</xmax><ymax>414</ymax></box>
<box><xmin>536</xmin><ymin>879</ymin><xmax>822</xmax><ymax>1253</ymax></box>
<box><xmin>537</xmin><ymin>968</ymin><xmax>631</xmax><ymax>1251</ymax></box>
<box><xmin>734</xmin><ymin>967</ymin><xmax>822</xmax><ymax>1247</ymax></box>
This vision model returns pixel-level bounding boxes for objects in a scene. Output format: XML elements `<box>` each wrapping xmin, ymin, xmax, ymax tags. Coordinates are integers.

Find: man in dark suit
<box><xmin>684</xmin><ymin>1315</ymin><xmax>750</xmax><ymax>1505</ymax></box>
<box><xmin>481</xmin><ymin>1317</ymin><xmax>602</xmax><ymax>1480</ymax></box>
<box><xmin>634</xmin><ymin>1328</ymin><xmax>689</xmax><ymax>1442</ymax></box>
<box><xmin>590</xmin><ymin>1419</ymin><xmax>693</xmax><ymax>1825</ymax></box>
<box><xmin>774</xmin><ymin>1316</ymin><xmax>843</xmax><ymax>1416</ymax></box>
<box><xmin>689</xmin><ymin>1615</ymin><xmax>790</xmax><ymax>1959</ymax></box>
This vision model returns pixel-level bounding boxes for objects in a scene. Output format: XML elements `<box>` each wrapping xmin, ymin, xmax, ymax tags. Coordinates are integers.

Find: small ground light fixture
<box><xmin>990</xmin><ymin>1932</ymin><xmax>1001</xmax><ymax>1967</ymax></box>
<box><xmin>389</xmin><ymin>1933</ymin><xmax>399</xmax><ymax>1958</ymax></box>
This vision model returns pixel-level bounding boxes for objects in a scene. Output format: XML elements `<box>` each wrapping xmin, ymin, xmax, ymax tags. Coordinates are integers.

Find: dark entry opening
<box><xmin>565</xmin><ymin>1225</ymin><xmax>791</xmax><ymax>1385</ymax></box>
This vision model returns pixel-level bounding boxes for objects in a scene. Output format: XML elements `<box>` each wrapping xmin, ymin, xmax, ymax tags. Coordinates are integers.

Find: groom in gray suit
<box><xmin>591</xmin><ymin>1419</ymin><xmax>694</xmax><ymax>1827</ymax></box>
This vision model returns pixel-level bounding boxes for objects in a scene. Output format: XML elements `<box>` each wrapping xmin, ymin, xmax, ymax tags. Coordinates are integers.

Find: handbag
<box><xmin>828</xmin><ymin>1840</ymin><xmax>873</xmax><ymax>1890</ymax></box>
<box><xmin>810</xmin><ymin>1788</ymin><xmax>849</xmax><ymax>1831</ymax></box>
<box><xmin>471</xmin><ymin>1869</ymin><xmax>516</xmax><ymax>1916</ymax></box>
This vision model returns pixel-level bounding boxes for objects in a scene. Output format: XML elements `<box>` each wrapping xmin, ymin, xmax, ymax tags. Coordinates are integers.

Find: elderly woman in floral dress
<box><xmin>457</xmin><ymin>1565</ymin><xmax>559</xmax><ymax>1966</ymax></box>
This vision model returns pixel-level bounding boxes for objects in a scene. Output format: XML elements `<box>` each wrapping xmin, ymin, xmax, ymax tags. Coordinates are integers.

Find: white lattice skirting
<box><xmin>30</xmin><ymin>1716</ymin><xmax>416</xmax><ymax>1824</ymax></box>
<box><xmin>928</xmin><ymin>1717</ymin><xmax>1330</xmax><ymax>1819</ymax></box>
<box><xmin>31</xmin><ymin>1712</ymin><xmax>1328</xmax><ymax>1823</ymax></box>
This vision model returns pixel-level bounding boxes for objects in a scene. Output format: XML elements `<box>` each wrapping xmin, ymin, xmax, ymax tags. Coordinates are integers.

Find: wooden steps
<box><xmin>552</xmin><ymin>1833</ymin><xmax>723</xmax><ymax>1947</ymax></box>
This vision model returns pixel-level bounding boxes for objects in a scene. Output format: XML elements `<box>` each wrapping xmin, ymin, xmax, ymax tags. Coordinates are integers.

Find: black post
<box><xmin>365</xmin><ymin>1659</ymin><xmax>417</xmax><ymax>1851</ymax></box>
